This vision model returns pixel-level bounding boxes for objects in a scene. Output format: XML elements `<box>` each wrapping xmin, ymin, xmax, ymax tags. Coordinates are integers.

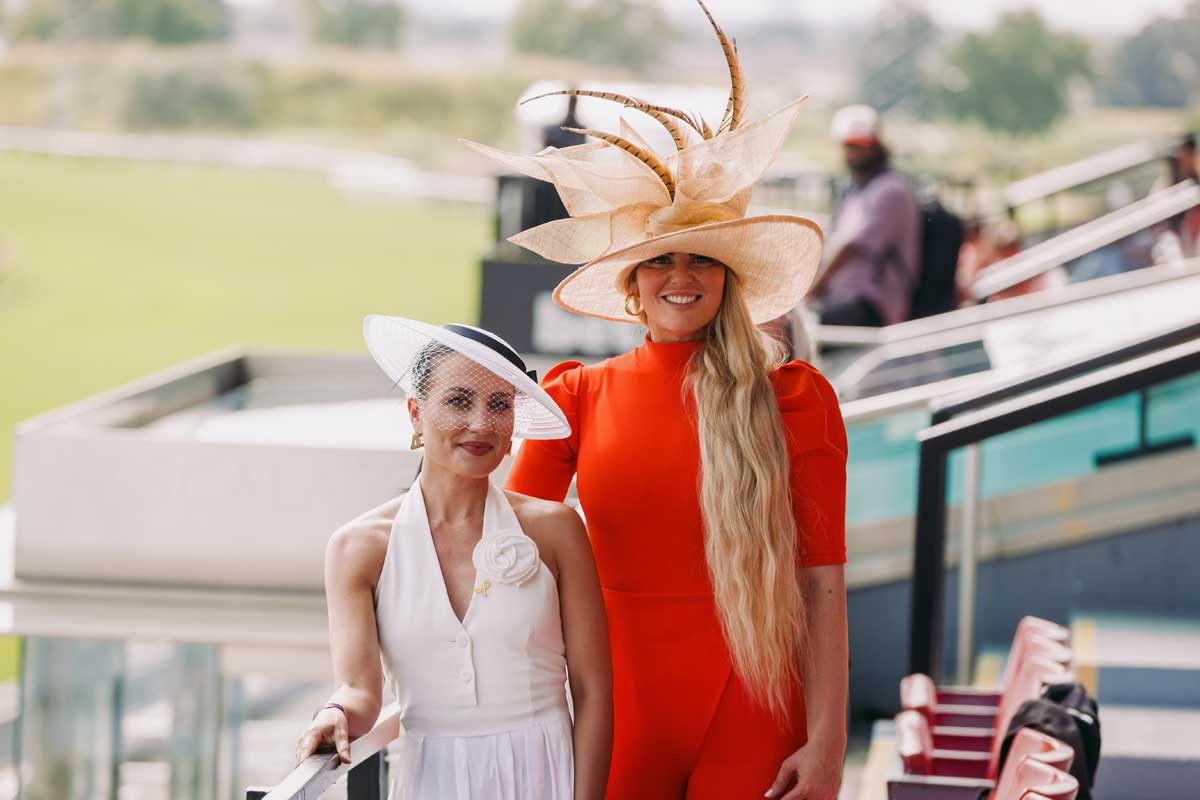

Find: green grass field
<box><xmin>0</xmin><ymin>152</ymin><xmax>490</xmax><ymax>500</ymax></box>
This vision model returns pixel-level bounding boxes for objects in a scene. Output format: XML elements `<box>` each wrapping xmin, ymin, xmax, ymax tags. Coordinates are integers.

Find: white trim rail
<box><xmin>972</xmin><ymin>180</ymin><xmax>1200</xmax><ymax>300</ymax></box>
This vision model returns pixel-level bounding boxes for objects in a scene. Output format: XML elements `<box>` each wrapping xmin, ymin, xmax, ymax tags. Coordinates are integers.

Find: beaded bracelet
<box><xmin>314</xmin><ymin>702</ymin><xmax>346</xmax><ymax>720</ymax></box>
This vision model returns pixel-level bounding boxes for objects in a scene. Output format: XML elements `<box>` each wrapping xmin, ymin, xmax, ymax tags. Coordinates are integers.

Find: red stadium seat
<box><xmin>992</xmin><ymin>755</ymin><xmax>1079</xmax><ymax>800</ymax></box>
<box><xmin>896</xmin><ymin>656</ymin><xmax>1069</xmax><ymax>781</ymax></box>
<box><xmin>990</xmin><ymin>729</ymin><xmax>1074</xmax><ymax>799</ymax></box>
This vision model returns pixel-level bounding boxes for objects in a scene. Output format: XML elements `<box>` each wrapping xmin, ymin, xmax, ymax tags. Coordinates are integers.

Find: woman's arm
<box><xmin>506</xmin><ymin>362</ymin><xmax>583</xmax><ymax>502</ymax></box>
<box><xmin>766</xmin><ymin>564</ymin><xmax>849</xmax><ymax>800</ymax></box>
<box><xmin>295</xmin><ymin>513</ymin><xmax>390</xmax><ymax>764</ymax></box>
<box><xmin>529</xmin><ymin>501</ymin><xmax>612</xmax><ymax>800</ymax></box>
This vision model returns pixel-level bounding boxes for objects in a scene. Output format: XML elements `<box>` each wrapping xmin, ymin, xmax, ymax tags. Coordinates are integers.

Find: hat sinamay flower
<box><xmin>463</xmin><ymin>0</ymin><xmax>823</xmax><ymax>325</ymax></box>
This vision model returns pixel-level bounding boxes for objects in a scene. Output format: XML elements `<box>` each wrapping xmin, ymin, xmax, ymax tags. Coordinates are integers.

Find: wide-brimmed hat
<box><xmin>462</xmin><ymin>1</ymin><xmax>823</xmax><ymax>325</ymax></box>
<box><xmin>363</xmin><ymin>315</ymin><xmax>570</xmax><ymax>440</ymax></box>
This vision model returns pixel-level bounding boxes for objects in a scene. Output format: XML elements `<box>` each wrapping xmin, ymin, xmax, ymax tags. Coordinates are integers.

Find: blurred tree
<box><xmin>307</xmin><ymin>0</ymin><xmax>405</xmax><ymax>49</ymax></box>
<box><xmin>1100</xmin><ymin>6</ymin><xmax>1199</xmax><ymax>108</ymax></box>
<box><xmin>938</xmin><ymin>10</ymin><xmax>1091</xmax><ymax>134</ymax></box>
<box><xmin>10</xmin><ymin>0</ymin><xmax>229</xmax><ymax>43</ymax></box>
<box><xmin>9</xmin><ymin>0</ymin><xmax>111</xmax><ymax>40</ymax></box>
<box><xmin>125</xmin><ymin>65</ymin><xmax>261</xmax><ymax>128</ymax></box>
<box><xmin>512</xmin><ymin>0</ymin><xmax>673</xmax><ymax>73</ymax></box>
<box><xmin>858</xmin><ymin>3</ymin><xmax>940</xmax><ymax>113</ymax></box>
<box><xmin>111</xmin><ymin>0</ymin><xmax>229</xmax><ymax>43</ymax></box>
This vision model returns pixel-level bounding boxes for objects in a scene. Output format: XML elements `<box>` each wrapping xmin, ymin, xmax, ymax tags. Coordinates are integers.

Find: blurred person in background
<box><xmin>1148</xmin><ymin>133</ymin><xmax>1198</xmax><ymax>263</ymax></box>
<box><xmin>957</xmin><ymin>217</ymin><xmax>1067</xmax><ymax>304</ymax></box>
<box><xmin>810</xmin><ymin>105</ymin><xmax>922</xmax><ymax>327</ymax></box>
<box><xmin>1170</xmin><ymin>134</ymin><xmax>1198</xmax><ymax>257</ymax></box>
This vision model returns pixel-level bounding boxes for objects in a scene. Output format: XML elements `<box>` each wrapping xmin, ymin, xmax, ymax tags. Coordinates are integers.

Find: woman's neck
<box><xmin>418</xmin><ymin>463</ymin><xmax>489</xmax><ymax>527</ymax></box>
<box><xmin>645</xmin><ymin>324</ymin><xmax>707</xmax><ymax>343</ymax></box>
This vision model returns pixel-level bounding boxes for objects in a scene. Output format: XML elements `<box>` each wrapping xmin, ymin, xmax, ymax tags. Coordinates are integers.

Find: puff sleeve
<box><xmin>774</xmin><ymin>361</ymin><xmax>848</xmax><ymax>567</ymax></box>
<box><xmin>506</xmin><ymin>361</ymin><xmax>584</xmax><ymax>503</ymax></box>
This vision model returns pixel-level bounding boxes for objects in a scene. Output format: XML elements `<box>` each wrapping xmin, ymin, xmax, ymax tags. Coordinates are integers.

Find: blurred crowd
<box><xmin>810</xmin><ymin>110</ymin><xmax>1198</xmax><ymax>333</ymax></box>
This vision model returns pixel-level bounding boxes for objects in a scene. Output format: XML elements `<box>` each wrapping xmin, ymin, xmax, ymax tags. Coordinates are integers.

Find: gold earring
<box><xmin>410</xmin><ymin>432</ymin><xmax>424</xmax><ymax>450</ymax></box>
<box><xmin>624</xmin><ymin>293</ymin><xmax>643</xmax><ymax>316</ymax></box>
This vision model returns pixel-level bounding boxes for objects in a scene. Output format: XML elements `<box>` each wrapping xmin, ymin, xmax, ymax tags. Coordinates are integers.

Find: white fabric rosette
<box><xmin>473</xmin><ymin>530</ymin><xmax>541</xmax><ymax>587</ymax></box>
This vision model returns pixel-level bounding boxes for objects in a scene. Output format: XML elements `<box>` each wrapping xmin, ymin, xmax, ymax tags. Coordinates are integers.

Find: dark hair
<box><xmin>407</xmin><ymin>341</ymin><xmax>456</xmax><ymax>400</ymax></box>
<box><xmin>1182</xmin><ymin>133</ymin><xmax>1195</xmax><ymax>152</ymax></box>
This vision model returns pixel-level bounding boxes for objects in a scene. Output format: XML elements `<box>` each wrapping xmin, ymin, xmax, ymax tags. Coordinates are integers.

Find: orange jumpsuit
<box><xmin>507</xmin><ymin>337</ymin><xmax>848</xmax><ymax>799</ymax></box>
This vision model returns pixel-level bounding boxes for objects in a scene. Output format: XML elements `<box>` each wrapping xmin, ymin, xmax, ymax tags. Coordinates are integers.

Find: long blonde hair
<box><xmin>653</xmin><ymin>273</ymin><xmax>807</xmax><ymax>722</ymax></box>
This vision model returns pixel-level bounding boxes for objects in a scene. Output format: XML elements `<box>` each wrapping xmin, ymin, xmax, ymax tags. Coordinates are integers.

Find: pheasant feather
<box><xmin>522</xmin><ymin>89</ymin><xmax>691</xmax><ymax>151</ymax></box>
<box><xmin>697</xmin><ymin>0</ymin><xmax>746</xmax><ymax>133</ymax></box>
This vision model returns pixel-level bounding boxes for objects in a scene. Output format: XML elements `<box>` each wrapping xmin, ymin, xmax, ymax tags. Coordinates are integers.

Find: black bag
<box><xmin>909</xmin><ymin>199</ymin><xmax>964</xmax><ymax>319</ymax></box>
<box><xmin>998</xmin><ymin>681</ymin><xmax>1101</xmax><ymax>800</ymax></box>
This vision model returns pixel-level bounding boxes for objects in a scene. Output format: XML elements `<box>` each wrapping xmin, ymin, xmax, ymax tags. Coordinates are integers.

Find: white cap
<box><xmin>831</xmin><ymin>104</ymin><xmax>881</xmax><ymax>145</ymax></box>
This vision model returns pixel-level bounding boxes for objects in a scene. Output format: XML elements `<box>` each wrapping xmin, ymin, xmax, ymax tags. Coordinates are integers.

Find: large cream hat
<box><xmin>463</xmin><ymin>0</ymin><xmax>823</xmax><ymax>325</ymax></box>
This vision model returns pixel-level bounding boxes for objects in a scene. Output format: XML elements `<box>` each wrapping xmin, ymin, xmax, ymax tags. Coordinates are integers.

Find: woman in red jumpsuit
<box><xmin>507</xmin><ymin>254</ymin><xmax>848</xmax><ymax>799</ymax></box>
<box><xmin>472</xmin><ymin>5</ymin><xmax>849</xmax><ymax>796</ymax></box>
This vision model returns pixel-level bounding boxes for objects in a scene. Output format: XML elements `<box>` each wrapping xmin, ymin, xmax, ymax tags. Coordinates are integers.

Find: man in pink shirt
<box><xmin>811</xmin><ymin>105</ymin><xmax>922</xmax><ymax>327</ymax></box>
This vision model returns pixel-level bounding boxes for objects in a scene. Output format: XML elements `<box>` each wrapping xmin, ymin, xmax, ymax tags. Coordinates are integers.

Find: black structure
<box><xmin>908</xmin><ymin>334</ymin><xmax>1200</xmax><ymax>678</ymax></box>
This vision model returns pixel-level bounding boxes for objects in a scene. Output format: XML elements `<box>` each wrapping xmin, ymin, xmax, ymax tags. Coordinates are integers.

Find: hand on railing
<box><xmin>296</xmin><ymin>706</ymin><xmax>352</xmax><ymax>766</ymax></box>
<box><xmin>248</xmin><ymin>703</ymin><xmax>401</xmax><ymax>800</ymax></box>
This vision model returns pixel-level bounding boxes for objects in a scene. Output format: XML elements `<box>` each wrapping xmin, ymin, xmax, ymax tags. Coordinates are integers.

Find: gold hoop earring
<box><xmin>624</xmin><ymin>293</ymin><xmax>643</xmax><ymax>317</ymax></box>
<box><xmin>410</xmin><ymin>432</ymin><xmax>424</xmax><ymax>450</ymax></box>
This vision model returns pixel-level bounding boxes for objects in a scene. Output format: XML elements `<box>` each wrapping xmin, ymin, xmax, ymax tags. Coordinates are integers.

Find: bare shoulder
<box><xmin>326</xmin><ymin>494</ymin><xmax>405</xmax><ymax>585</ymax></box>
<box><xmin>505</xmin><ymin>491</ymin><xmax>588</xmax><ymax>569</ymax></box>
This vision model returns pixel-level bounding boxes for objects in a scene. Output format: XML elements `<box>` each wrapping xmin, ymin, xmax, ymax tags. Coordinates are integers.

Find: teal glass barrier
<box><xmin>845</xmin><ymin>372</ymin><xmax>1200</xmax><ymax>531</ymax></box>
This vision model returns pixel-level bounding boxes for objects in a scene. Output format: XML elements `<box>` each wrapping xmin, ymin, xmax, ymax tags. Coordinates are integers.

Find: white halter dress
<box><xmin>374</xmin><ymin>478</ymin><xmax>573</xmax><ymax>800</ymax></box>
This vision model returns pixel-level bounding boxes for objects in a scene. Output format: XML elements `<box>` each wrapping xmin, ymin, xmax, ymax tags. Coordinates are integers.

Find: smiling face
<box><xmin>408</xmin><ymin>352</ymin><xmax>516</xmax><ymax>479</ymax></box>
<box><xmin>631</xmin><ymin>252</ymin><xmax>728</xmax><ymax>342</ymax></box>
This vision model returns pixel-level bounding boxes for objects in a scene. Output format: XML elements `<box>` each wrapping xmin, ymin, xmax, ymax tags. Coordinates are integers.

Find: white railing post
<box><xmin>956</xmin><ymin>443</ymin><xmax>982</xmax><ymax>684</ymax></box>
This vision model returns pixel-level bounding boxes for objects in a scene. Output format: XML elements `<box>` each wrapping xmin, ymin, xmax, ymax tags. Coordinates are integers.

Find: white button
<box><xmin>455</xmin><ymin>634</ymin><xmax>469</xmax><ymax>648</ymax></box>
<box><xmin>460</xmin><ymin>670</ymin><xmax>473</xmax><ymax>684</ymax></box>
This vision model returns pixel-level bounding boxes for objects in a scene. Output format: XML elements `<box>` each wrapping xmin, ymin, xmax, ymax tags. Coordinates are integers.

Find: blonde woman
<box><xmin>470</xmin><ymin>4</ymin><xmax>849</xmax><ymax>796</ymax></box>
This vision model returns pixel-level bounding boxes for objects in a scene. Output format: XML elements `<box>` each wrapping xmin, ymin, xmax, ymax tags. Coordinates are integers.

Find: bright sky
<box><xmin>411</xmin><ymin>0</ymin><xmax>1190</xmax><ymax>36</ymax></box>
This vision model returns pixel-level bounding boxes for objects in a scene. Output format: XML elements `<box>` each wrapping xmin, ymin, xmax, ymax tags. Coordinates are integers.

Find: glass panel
<box><xmin>846</xmin><ymin>366</ymin><xmax>1200</xmax><ymax>530</ymax></box>
<box><xmin>1147</xmin><ymin>372</ymin><xmax>1200</xmax><ymax>444</ymax></box>
<box><xmin>947</xmin><ymin>393</ymin><xmax>1142</xmax><ymax>505</ymax></box>
<box><xmin>938</xmin><ymin>372</ymin><xmax>1200</xmax><ymax>680</ymax></box>
<box><xmin>845</xmin><ymin>408</ymin><xmax>928</xmax><ymax>528</ymax></box>
<box><xmin>11</xmin><ymin>635</ymin><xmax>336</xmax><ymax>800</ymax></box>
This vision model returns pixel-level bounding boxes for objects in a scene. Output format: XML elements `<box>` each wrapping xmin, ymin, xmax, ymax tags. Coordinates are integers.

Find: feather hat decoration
<box><xmin>463</xmin><ymin>0</ymin><xmax>822</xmax><ymax>324</ymax></box>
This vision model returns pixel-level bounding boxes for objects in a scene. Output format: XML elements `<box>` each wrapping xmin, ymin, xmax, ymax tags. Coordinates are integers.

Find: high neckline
<box><xmin>637</xmin><ymin>335</ymin><xmax>704</xmax><ymax>369</ymax></box>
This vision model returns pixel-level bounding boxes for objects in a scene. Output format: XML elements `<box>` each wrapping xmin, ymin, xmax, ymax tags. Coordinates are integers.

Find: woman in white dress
<box><xmin>294</xmin><ymin>316</ymin><xmax>612</xmax><ymax>800</ymax></box>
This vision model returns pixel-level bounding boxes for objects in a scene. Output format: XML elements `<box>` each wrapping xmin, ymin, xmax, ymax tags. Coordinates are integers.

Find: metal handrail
<box><xmin>835</xmin><ymin>256</ymin><xmax>1199</xmax><ymax>351</ymax></box>
<box><xmin>907</xmin><ymin>336</ymin><xmax>1200</xmax><ymax>677</ymax></box>
<box><xmin>830</xmin><ymin>258</ymin><xmax>1200</xmax><ymax>398</ymax></box>
<box><xmin>971</xmin><ymin>180</ymin><xmax>1200</xmax><ymax>300</ymax></box>
<box><xmin>247</xmin><ymin>704</ymin><xmax>400</xmax><ymax>800</ymax></box>
<box><xmin>930</xmin><ymin>319</ymin><xmax>1200</xmax><ymax>425</ymax></box>
<box><xmin>1001</xmin><ymin>139</ymin><xmax>1166</xmax><ymax>210</ymax></box>
<box><xmin>815</xmin><ymin>325</ymin><xmax>886</xmax><ymax>348</ymax></box>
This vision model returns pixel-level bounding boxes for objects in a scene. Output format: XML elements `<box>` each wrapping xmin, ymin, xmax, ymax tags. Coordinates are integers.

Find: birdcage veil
<box><xmin>363</xmin><ymin>316</ymin><xmax>570</xmax><ymax>440</ymax></box>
